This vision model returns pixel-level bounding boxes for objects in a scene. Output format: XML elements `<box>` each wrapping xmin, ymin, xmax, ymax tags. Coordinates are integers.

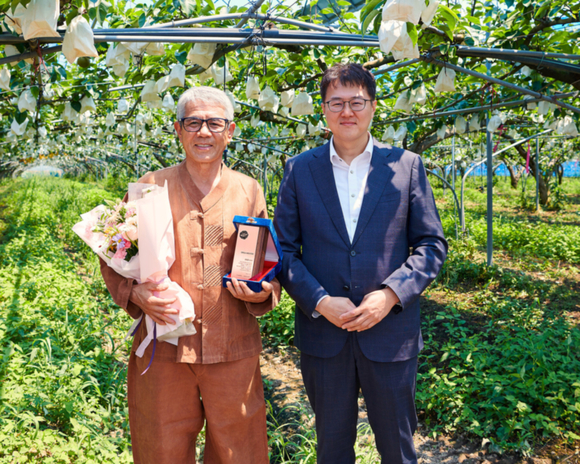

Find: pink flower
<box><xmin>125</xmin><ymin>225</ymin><xmax>138</xmax><ymax>241</ymax></box>
<box><xmin>113</xmin><ymin>248</ymin><xmax>127</xmax><ymax>260</ymax></box>
<box><xmin>123</xmin><ymin>240</ymin><xmax>132</xmax><ymax>250</ymax></box>
<box><xmin>125</xmin><ymin>207</ymin><xmax>136</xmax><ymax>218</ymax></box>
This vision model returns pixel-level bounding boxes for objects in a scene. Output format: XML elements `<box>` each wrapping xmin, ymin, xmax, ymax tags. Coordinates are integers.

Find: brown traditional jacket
<box><xmin>100</xmin><ymin>161</ymin><xmax>281</xmax><ymax>364</ymax></box>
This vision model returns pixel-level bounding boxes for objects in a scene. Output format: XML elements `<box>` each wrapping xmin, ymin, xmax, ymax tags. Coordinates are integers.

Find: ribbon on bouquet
<box><xmin>126</xmin><ymin>315</ymin><xmax>158</xmax><ymax>375</ymax></box>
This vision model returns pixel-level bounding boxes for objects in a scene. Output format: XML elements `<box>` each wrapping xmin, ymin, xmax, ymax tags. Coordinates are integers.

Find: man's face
<box><xmin>174</xmin><ymin>100</ymin><xmax>235</xmax><ymax>166</ymax></box>
<box><xmin>322</xmin><ymin>83</ymin><xmax>376</xmax><ymax>144</ymax></box>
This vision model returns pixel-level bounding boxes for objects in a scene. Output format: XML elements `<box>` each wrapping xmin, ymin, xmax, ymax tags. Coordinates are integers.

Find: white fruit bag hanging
<box><xmin>382</xmin><ymin>0</ymin><xmax>426</xmax><ymax>24</ymax></box>
<box><xmin>421</xmin><ymin>0</ymin><xmax>439</xmax><ymax>27</ymax></box>
<box><xmin>80</xmin><ymin>95</ymin><xmax>97</xmax><ymax>114</ymax></box>
<box><xmin>393</xmin><ymin>91</ymin><xmax>413</xmax><ymax>113</ymax></box>
<box><xmin>486</xmin><ymin>115</ymin><xmax>502</xmax><ymax>133</ymax></box>
<box><xmin>18</xmin><ymin>89</ymin><xmax>36</xmax><ymax>113</ymax></box>
<box><xmin>10</xmin><ymin>118</ymin><xmax>28</xmax><ymax>136</ymax></box>
<box><xmin>379</xmin><ymin>20</ymin><xmax>419</xmax><ymax>60</ymax></box>
<box><xmin>62</xmin><ymin>15</ymin><xmax>99</xmax><ymax>64</ymax></box>
<box><xmin>211</xmin><ymin>63</ymin><xmax>233</xmax><ymax>85</ymax></box>
<box><xmin>140</xmin><ymin>80</ymin><xmax>159</xmax><ymax>102</ymax></box>
<box><xmin>187</xmin><ymin>43</ymin><xmax>216</xmax><ymax>69</ymax></box>
<box><xmin>434</xmin><ymin>67</ymin><xmax>456</xmax><ymax>93</ymax></box>
<box><xmin>0</xmin><ymin>68</ymin><xmax>11</xmax><ymax>91</ymax></box>
<box><xmin>246</xmin><ymin>76</ymin><xmax>261</xmax><ymax>100</ymax></box>
<box><xmin>408</xmin><ymin>84</ymin><xmax>427</xmax><ymax>105</ymax></box>
<box><xmin>394</xmin><ymin>125</ymin><xmax>407</xmax><ymax>141</ymax></box>
<box><xmin>292</xmin><ymin>91</ymin><xmax>314</xmax><ymax>116</ymax></box>
<box><xmin>469</xmin><ymin>116</ymin><xmax>481</xmax><ymax>132</ymax></box>
<box><xmin>146</xmin><ymin>42</ymin><xmax>165</xmax><ymax>56</ymax></box>
<box><xmin>281</xmin><ymin>90</ymin><xmax>295</xmax><ymax>108</ymax></box>
<box><xmin>258</xmin><ymin>86</ymin><xmax>280</xmax><ymax>113</ymax></box>
<box><xmin>454</xmin><ymin>116</ymin><xmax>466</xmax><ymax>134</ymax></box>
<box><xmin>382</xmin><ymin>126</ymin><xmax>395</xmax><ymax>143</ymax></box>
<box><xmin>20</xmin><ymin>0</ymin><xmax>60</xmax><ymax>40</ymax></box>
<box><xmin>167</xmin><ymin>64</ymin><xmax>186</xmax><ymax>88</ymax></box>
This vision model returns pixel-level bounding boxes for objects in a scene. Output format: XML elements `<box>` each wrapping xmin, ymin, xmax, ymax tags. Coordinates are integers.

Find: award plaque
<box><xmin>231</xmin><ymin>224</ymin><xmax>268</xmax><ymax>280</ymax></box>
<box><xmin>223</xmin><ymin>216</ymin><xmax>283</xmax><ymax>293</ymax></box>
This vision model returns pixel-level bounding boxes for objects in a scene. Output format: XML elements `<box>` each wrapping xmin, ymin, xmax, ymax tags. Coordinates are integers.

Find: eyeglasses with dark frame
<box><xmin>179</xmin><ymin>117</ymin><xmax>230</xmax><ymax>133</ymax></box>
<box><xmin>324</xmin><ymin>97</ymin><xmax>374</xmax><ymax>113</ymax></box>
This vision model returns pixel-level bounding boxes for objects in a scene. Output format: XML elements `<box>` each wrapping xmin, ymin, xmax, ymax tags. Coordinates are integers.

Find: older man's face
<box><xmin>174</xmin><ymin>100</ymin><xmax>235</xmax><ymax>166</ymax></box>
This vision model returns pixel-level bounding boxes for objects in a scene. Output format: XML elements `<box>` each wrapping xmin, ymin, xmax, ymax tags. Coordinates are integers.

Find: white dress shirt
<box><xmin>329</xmin><ymin>133</ymin><xmax>374</xmax><ymax>242</ymax></box>
<box><xmin>314</xmin><ymin>133</ymin><xmax>374</xmax><ymax>315</ymax></box>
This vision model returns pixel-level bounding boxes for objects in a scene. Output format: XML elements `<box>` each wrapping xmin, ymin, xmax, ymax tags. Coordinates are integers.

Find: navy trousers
<box><xmin>300</xmin><ymin>333</ymin><xmax>418</xmax><ymax>464</ymax></box>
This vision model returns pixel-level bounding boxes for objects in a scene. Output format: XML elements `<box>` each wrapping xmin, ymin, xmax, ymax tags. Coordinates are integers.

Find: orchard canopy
<box><xmin>0</xmin><ymin>0</ymin><xmax>579</xmax><ymax>206</ymax></box>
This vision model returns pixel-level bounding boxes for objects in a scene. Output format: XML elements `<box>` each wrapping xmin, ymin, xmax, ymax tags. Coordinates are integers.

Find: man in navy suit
<box><xmin>274</xmin><ymin>63</ymin><xmax>448</xmax><ymax>463</ymax></box>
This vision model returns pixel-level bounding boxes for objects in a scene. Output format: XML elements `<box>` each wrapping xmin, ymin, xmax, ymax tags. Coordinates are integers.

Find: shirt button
<box><xmin>351</xmin><ymin>194</ymin><xmax>355</xmax><ymax>198</ymax></box>
<box><xmin>350</xmin><ymin>170</ymin><xmax>354</xmax><ymax>174</ymax></box>
<box><xmin>190</xmin><ymin>247</ymin><xmax>204</xmax><ymax>256</ymax></box>
<box><xmin>343</xmin><ymin>285</ymin><xmax>350</xmax><ymax>291</ymax></box>
<box><xmin>353</xmin><ymin>219</ymin><xmax>357</xmax><ymax>223</ymax></box>
<box><xmin>350</xmin><ymin>250</ymin><xmax>356</xmax><ymax>257</ymax></box>
<box><xmin>198</xmin><ymin>213</ymin><xmax>204</xmax><ymax>219</ymax></box>
<box><xmin>197</xmin><ymin>284</ymin><xmax>204</xmax><ymax>290</ymax></box>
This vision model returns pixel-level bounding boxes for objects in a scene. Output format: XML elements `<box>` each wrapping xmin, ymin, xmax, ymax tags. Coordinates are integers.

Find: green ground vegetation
<box><xmin>0</xmin><ymin>175</ymin><xmax>579</xmax><ymax>463</ymax></box>
<box><xmin>0</xmin><ymin>178</ymin><xmax>132</xmax><ymax>463</ymax></box>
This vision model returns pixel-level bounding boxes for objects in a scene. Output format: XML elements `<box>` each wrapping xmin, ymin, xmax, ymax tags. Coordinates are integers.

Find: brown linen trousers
<box><xmin>100</xmin><ymin>162</ymin><xmax>281</xmax><ymax>463</ymax></box>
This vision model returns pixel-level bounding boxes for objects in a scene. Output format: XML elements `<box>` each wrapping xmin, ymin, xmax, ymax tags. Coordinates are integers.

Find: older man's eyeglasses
<box><xmin>179</xmin><ymin>117</ymin><xmax>230</xmax><ymax>133</ymax></box>
<box><xmin>324</xmin><ymin>97</ymin><xmax>373</xmax><ymax>113</ymax></box>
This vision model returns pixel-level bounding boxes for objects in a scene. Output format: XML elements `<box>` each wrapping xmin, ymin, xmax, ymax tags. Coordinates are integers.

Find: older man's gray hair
<box><xmin>176</xmin><ymin>86</ymin><xmax>234</xmax><ymax>121</ymax></box>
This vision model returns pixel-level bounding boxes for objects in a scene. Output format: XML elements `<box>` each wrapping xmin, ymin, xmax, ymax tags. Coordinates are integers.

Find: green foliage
<box><xmin>418</xmin><ymin>304</ymin><xmax>580</xmax><ymax>453</ymax></box>
<box><xmin>420</xmin><ymin>183</ymin><xmax>580</xmax><ymax>452</ymax></box>
<box><xmin>438</xmin><ymin>179</ymin><xmax>580</xmax><ymax>264</ymax></box>
<box><xmin>266</xmin><ymin>402</ymin><xmax>380</xmax><ymax>463</ymax></box>
<box><xmin>546</xmin><ymin>177</ymin><xmax>567</xmax><ymax>211</ymax></box>
<box><xmin>0</xmin><ymin>178</ymin><xmax>133</xmax><ymax>463</ymax></box>
<box><xmin>260</xmin><ymin>290</ymin><xmax>295</xmax><ymax>347</ymax></box>
<box><xmin>468</xmin><ymin>214</ymin><xmax>580</xmax><ymax>263</ymax></box>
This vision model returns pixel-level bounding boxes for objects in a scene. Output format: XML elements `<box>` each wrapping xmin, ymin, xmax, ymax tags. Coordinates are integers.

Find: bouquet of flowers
<box><xmin>86</xmin><ymin>199</ymin><xmax>139</xmax><ymax>261</ymax></box>
<box><xmin>73</xmin><ymin>181</ymin><xmax>196</xmax><ymax>371</ymax></box>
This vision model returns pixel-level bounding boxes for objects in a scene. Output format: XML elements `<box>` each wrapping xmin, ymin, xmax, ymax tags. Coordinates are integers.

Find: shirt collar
<box><xmin>329</xmin><ymin>132</ymin><xmax>374</xmax><ymax>167</ymax></box>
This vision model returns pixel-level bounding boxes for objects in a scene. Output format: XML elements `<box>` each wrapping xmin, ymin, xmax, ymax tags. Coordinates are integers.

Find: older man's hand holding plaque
<box><xmin>223</xmin><ymin>216</ymin><xmax>283</xmax><ymax>294</ymax></box>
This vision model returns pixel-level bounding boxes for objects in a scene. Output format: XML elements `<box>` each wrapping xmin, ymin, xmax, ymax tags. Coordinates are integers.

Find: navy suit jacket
<box><xmin>274</xmin><ymin>139</ymin><xmax>448</xmax><ymax>362</ymax></box>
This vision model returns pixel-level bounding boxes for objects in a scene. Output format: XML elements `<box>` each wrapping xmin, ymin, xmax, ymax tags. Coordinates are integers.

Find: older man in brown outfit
<box><xmin>100</xmin><ymin>86</ymin><xmax>280</xmax><ymax>464</ymax></box>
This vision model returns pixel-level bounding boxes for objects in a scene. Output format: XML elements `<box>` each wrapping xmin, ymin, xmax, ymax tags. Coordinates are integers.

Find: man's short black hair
<box><xmin>320</xmin><ymin>63</ymin><xmax>376</xmax><ymax>103</ymax></box>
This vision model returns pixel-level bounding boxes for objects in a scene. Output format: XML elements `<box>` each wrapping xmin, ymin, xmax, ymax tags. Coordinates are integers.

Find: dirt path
<box><xmin>260</xmin><ymin>347</ymin><xmax>580</xmax><ymax>464</ymax></box>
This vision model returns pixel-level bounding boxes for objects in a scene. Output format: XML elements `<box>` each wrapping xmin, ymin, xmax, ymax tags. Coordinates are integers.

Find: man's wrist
<box><xmin>382</xmin><ymin>287</ymin><xmax>403</xmax><ymax>314</ymax></box>
<box><xmin>313</xmin><ymin>295</ymin><xmax>329</xmax><ymax>318</ymax></box>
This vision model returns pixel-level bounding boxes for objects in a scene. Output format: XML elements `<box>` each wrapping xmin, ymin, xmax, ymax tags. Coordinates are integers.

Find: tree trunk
<box><xmin>502</xmin><ymin>162</ymin><xmax>520</xmax><ymax>189</ymax></box>
<box><xmin>557</xmin><ymin>164</ymin><xmax>564</xmax><ymax>185</ymax></box>
<box><xmin>539</xmin><ymin>175</ymin><xmax>549</xmax><ymax>206</ymax></box>
<box><xmin>503</xmin><ymin>137</ymin><xmax>550</xmax><ymax>206</ymax></box>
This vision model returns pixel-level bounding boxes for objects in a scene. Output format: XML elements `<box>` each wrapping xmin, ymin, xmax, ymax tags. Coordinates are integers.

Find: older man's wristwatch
<box><xmin>391</xmin><ymin>302</ymin><xmax>403</xmax><ymax>314</ymax></box>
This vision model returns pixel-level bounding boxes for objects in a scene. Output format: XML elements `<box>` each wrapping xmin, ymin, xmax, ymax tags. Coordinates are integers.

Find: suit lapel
<box><xmin>309</xmin><ymin>143</ymin><xmax>351</xmax><ymax>248</ymax></box>
<box><xmin>351</xmin><ymin>142</ymin><xmax>395</xmax><ymax>247</ymax></box>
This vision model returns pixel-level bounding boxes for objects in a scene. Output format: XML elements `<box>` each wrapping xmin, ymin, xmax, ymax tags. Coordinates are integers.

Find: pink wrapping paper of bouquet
<box><xmin>72</xmin><ymin>181</ymin><xmax>196</xmax><ymax>359</ymax></box>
